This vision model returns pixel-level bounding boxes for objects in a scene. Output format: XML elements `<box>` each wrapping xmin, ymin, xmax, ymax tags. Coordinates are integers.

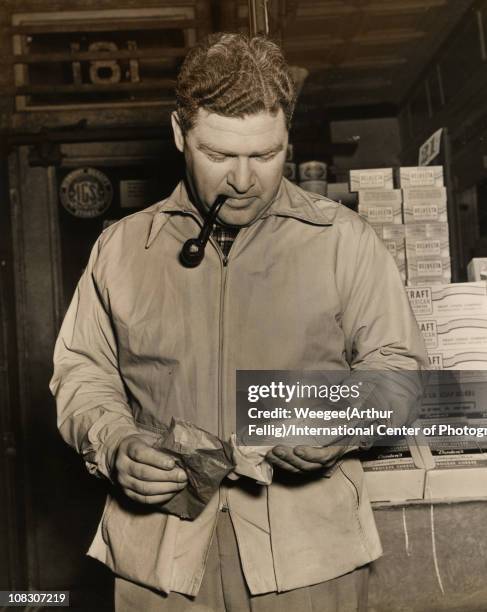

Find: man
<box><xmin>50</xmin><ymin>33</ymin><xmax>428</xmax><ymax>611</ymax></box>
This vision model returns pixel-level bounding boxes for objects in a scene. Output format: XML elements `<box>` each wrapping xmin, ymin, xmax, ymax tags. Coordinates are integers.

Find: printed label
<box><xmin>415</xmin><ymin>240</ymin><xmax>441</xmax><ymax>257</ymax></box>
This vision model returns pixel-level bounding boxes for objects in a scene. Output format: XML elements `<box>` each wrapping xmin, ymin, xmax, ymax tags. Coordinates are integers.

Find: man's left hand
<box><xmin>266</xmin><ymin>444</ymin><xmax>359</xmax><ymax>473</ymax></box>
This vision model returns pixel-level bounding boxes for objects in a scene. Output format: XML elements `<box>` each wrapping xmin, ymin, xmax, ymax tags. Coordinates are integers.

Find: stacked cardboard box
<box><xmin>421</xmin><ymin>371</ymin><xmax>487</xmax><ymax>499</ymax></box>
<box><xmin>371</xmin><ymin>224</ymin><xmax>406</xmax><ymax>283</ymax></box>
<box><xmin>405</xmin><ymin>223</ymin><xmax>451</xmax><ymax>286</ymax></box>
<box><xmin>349</xmin><ymin>168</ymin><xmax>394</xmax><ymax>191</ymax></box>
<box><xmin>362</xmin><ymin>434</ymin><xmax>433</xmax><ymax>503</ymax></box>
<box><xmin>348</xmin><ymin>169</ymin><xmax>406</xmax><ymax>284</ymax></box>
<box><xmin>357</xmin><ymin>189</ymin><xmax>403</xmax><ymax>225</ymax></box>
<box><xmin>407</xmin><ymin>282</ymin><xmax>487</xmax><ymax>370</ymax></box>
<box><xmin>406</xmin><ymin>283</ymin><xmax>487</xmax><ymax>499</ymax></box>
<box><xmin>397</xmin><ymin>166</ymin><xmax>450</xmax><ymax>285</ymax></box>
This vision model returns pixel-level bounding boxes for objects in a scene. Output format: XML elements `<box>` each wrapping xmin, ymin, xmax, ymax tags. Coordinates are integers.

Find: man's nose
<box><xmin>227</xmin><ymin>157</ymin><xmax>255</xmax><ymax>194</ymax></box>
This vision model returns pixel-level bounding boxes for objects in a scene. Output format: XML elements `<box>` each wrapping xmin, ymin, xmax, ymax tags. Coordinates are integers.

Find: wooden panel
<box><xmin>440</xmin><ymin>10</ymin><xmax>483</xmax><ymax>102</ymax></box>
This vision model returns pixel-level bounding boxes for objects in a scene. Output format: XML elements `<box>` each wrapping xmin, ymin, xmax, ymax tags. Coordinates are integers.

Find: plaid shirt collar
<box><xmin>212</xmin><ymin>224</ymin><xmax>240</xmax><ymax>257</ymax></box>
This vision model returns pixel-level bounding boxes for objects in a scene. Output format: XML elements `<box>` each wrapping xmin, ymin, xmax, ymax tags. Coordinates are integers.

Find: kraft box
<box><xmin>427</xmin><ymin>350</ymin><xmax>487</xmax><ymax>370</ymax></box>
<box><xmin>349</xmin><ymin>168</ymin><xmax>394</xmax><ymax>192</ymax></box>
<box><xmin>402</xmin><ymin>187</ymin><xmax>447</xmax><ymax>223</ymax></box>
<box><xmin>362</xmin><ymin>433</ymin><xmax>433</xmax><ymax>503</ymax></box>
<box><xmin>415</xmin><ymin>317</ymin><xmax>487</xmax><ymax>352</ymax></box>
<box><xmin>397</xmin><ymin>165</ymin><xmax>444</xmax><ymax>188</ymax></box>
<box><xmin>406</xmin><ymin>282</ymin><xmax>487</xmax><ymax>318</ymax></box>
<box><xmin>420</xmin><ymin>372</ymin><xmax>487</xmax><ymax>419</ymax></box>
<box><xmin>424</xmin><ymin>432</ymin><xmax>487</xmax><ymax>500</ymax></box>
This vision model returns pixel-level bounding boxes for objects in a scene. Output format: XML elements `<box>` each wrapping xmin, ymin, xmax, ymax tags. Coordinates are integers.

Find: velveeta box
<box><xmin>358</xmin><ymin>190</ymin><xmax>403</xmax><ymax>224</ymax></box>
<box><xmin>406</xmin><ymin>223</ymin><xmax>451</xmax><ymax>285</ymax></box>
<box><xmin>406</xmin><ymin>260</ymin><xmax>451</xmax><ymax>286</ymax></box>
<box><xmin>405</xmin><ymin>221</ymin><xmax>450</xmax><ymax>258</ymax></box>
<box><xmin>371</xmin><ymin>224</ymin><xmax>406</xmax><ymax>282</ymax></box>
<box><xmin>349</xmin><ymin>168</ymin><xmax>394</xmax><ymax>192</ymax></box>
<box><xmin>358</xmin><ymin>189</ymin><xmax>403</xmax><ymax>205</ymax></box>
<box><xmin>402</xmin><ymin>187</ymin><xmax>447</xmax><ymax>223</ymax></box>
<box><xmin>406</xmin><ymin>282</ymin><xmax>487</xmax><ymax>318</ymax></box>
<box><xmin>397</xmin><ymin>166</ymin><xmax>444</xmax><ymax>188</ymax></box>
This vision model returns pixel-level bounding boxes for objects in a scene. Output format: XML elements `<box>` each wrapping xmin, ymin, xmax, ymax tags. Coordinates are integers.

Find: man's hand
<box><xmin>266</xmin><ymin>444</ymin><xmax>359</xmax><ymax>473</ymax></box>
<box><xmin>112</xmin><ymin>434</ymin><xmax>188</xmax><ymax>504</ymax></box>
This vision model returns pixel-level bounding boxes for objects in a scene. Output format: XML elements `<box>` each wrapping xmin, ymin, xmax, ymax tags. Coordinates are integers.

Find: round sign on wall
<box><xmin>60</xmin><ymin>168</ymin><xmax>113</xmax><ymax>218</ymax></box>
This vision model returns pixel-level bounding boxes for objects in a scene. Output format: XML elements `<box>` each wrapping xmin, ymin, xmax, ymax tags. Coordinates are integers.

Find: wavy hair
<box><xmin>175</xmin><ymin>32</ymin><xmax>296</xmax><ymax>133</ymax></box>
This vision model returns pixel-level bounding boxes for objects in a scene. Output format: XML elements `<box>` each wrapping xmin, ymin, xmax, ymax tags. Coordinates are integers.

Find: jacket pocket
<box><xmin>101</xmin><ymin>491</ymin><xmax>179</xmax><ymax>593</ymax></box>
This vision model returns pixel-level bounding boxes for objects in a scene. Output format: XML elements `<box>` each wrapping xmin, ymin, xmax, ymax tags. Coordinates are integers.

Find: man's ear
<box><xmin>171</xmin><ymin>111</ymin><xmax>185</xmax><ymax>153</ymax></box>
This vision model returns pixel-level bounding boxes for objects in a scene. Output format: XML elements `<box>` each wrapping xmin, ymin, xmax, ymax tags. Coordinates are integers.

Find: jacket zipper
<box><xmin>215</xmin><ymin>232</ymin><xmax>243</xmax><ymax>510</ymax></box>
<box><xmin>180</xmin><ymin>212</ymin><xmax>234</xmax><ymax>510</ymax></box>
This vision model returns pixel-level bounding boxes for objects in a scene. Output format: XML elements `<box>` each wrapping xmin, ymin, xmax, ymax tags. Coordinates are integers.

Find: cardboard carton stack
<box><xmin>407</xmin><ymin>282</ymin><xmax>487</xmax><ymax>499</ymax></box>
<box><xmin>398</xmin><ymin>166</ymin><xmax>451</xmax><ymax>286</ymax></box>
<box><xmin>407</xmin><ymin>281</ymin><xmax>487</xmax><ymax>370</ymax></box>
<box><xmin>347</xmin><ymin>165</ymin><xmax>452</xmax><ymax>286</ymax></box>
<box><xmin>362</xmin><ymin>434</ymin><xmax>433</xmax><ymax>503</ymax></box>
<box><xmin>349</xmin><ymin>168</ymin><xmax>407</xmax><ymax>283</ymax></box>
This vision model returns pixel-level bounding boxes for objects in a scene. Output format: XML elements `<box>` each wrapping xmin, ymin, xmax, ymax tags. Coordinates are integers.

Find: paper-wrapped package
<box><xmin>152</xmin><ymin>418</ymin><xmax>235</xmax><ymax>520</ymax></box>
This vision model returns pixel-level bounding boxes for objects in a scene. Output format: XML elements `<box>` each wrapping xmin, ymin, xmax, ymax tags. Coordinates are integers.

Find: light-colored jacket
<box><xmin>50</xmin><ymin>179</ymin><xmax>428</xmax><ymax>596</ymax></box>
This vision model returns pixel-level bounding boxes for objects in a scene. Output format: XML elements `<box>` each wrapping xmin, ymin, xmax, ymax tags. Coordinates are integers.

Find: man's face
<box><xmin>172</xmin><ymin>108</ymin><xmax>288</xmax><ymax>226</ymax></box>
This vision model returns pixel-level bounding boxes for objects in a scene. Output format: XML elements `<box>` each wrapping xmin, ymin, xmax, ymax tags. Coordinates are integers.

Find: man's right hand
<box><xmin>112</xmin><ymin>434</ymin><xmax>188</xmax><ymax>505</ymax></box>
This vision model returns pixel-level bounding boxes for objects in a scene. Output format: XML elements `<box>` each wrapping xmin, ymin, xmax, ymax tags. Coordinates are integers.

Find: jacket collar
<box><xmin>146</xmin><ymin>179</ymin><xmax>337</xmax><ymax>248</ymax></box>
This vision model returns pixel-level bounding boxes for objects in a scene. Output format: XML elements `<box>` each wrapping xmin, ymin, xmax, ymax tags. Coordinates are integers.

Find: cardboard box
<box><xmin>371</xmin><ymin>224</ymin><xmax>406</xmax><ymax>282</ymax></box>
<box><xmin>358</xmin><ymin>190</ymin><xmax>402</xmax><ymax>224</ymax></box>
<box><xmin>406</xmin><ymin>223</ymin><xmax>451</xmax><ymax>285</ymax></box>
<box><xmin>420</xmin><ymin>373</ymin><xmax>487</xmax><ymax>419</ymax></box>
<box><xmin>424</xmin><ymin>433</ymin><xmax>487</xmax><ymax>499</ymax></box>
<box><xmin>416</xmin><ymin>316</ymin><xmax>487</xmax><ymax>351</ymax></box>
<box><xmin>405</xmin><ymin>223</ymin><xmax>450</xmax><ymax>259</ymax></box>
<box><xmin>362</xmin><ymin>434</ymin><xmax>433</xmax><ymax>503</ymax></box>
<box><xmin>402</xmin><ymin>187</ymin><xmax>447</xmax><ymax>223</ymax></box>
<box><xmin>358</xmin><ymin>189</ymin><xmax>403</xmax><ymax>206</ymax></box>
<box><xmin>406</xmin><ymin>282</ymin><xmax>487</xmax><ymax>318</ymax></box>
<box><xmin>427</xmin><ymin>350</ymin><xmax>487</xmax><ymax>370</ymax></box>
<box><xmin>349</xmin><ymin>168</ymin><xmax>394</xmax><ymax>192</ymax></box>
<box><xmin>424</xmin><ymin>465</ymin><xmax>487</xmax><ymax>499</ymax></box>
<box><xmin>407</xmin><ymin>259</ymin><xmax>451</xmax><ymax>286</ymax></box>
<box><xmin>468</xmin><ymin>258</ymin><xmax>487</xmax><ymax>281</ymax></box>
<box><xmin>397</xmin><ymin>166</ymin><xmax>444</xmax><ymax>188</ymax></box>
